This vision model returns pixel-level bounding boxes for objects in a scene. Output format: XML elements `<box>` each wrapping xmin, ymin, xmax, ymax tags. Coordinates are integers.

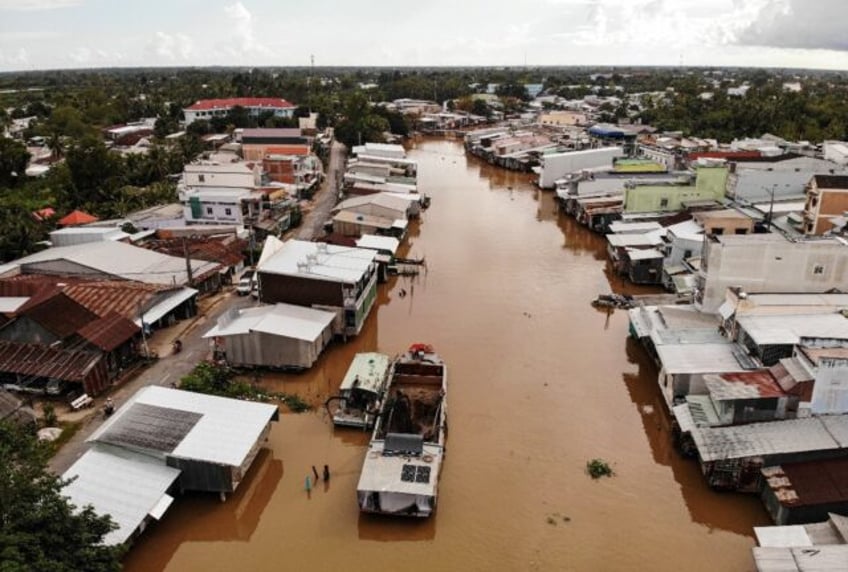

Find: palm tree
<box><xmin>47</xmin><ymin>131</ymin><xmax>64</xmax><ymax>161</ymax></box>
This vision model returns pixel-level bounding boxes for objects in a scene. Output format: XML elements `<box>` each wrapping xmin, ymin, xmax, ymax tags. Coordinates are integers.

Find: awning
<box><xmin>148</xmin><ymin>493</ymin><xmax>174</xmax><ymax>520</ymax></box>
<box><xmin>136</xmin><ymin>288</ymin><xmax>198</xmax><ymax>327</ymax></box>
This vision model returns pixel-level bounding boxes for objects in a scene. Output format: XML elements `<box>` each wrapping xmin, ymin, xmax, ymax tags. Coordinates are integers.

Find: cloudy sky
<box><xmin>0</xmin><ymin>0</ymin><xmax>846</xmax><ymax>72</ymax></box>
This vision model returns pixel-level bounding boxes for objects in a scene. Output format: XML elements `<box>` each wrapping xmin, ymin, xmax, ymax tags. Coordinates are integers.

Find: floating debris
<box><xmin>586</xmin><ymin>458</ymin><xmax>615</xmax><ymax>479</ymax></box>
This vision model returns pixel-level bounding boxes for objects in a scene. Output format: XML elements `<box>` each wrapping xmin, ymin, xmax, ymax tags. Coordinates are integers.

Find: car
<box><xmin>236</xmin><ymin>269</ymin><xmax>255</xmax><ymax>296</ymax></box>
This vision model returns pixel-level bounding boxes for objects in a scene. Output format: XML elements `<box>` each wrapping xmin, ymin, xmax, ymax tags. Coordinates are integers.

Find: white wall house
<box><xmin>538</xmin><ymin>147</ymin><xmax>625</xmax><ymax>189</ymax></box>
<box><xmin>183</xmin><ymin>98</ymin><xmax>295</xmax><ymax>125</ymax></box>
<box><xmin>697</xmin><ymin>234</ymin><xmax>848</xmax><ymax>313</ymax></box>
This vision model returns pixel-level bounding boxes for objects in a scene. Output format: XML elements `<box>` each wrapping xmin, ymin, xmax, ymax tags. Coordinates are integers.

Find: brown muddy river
<box><xmin>124</xmin><ymin>138</ymin><xmax>768</xmax><ymax>572</ymax></box>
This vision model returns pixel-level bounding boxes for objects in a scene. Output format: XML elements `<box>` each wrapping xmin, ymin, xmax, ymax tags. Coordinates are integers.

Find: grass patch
<box><xmin>48</xmin><ymin>421</ymin><xmax>83</xmax><ymax>455</ymax></box>
<box><xmin>586</xmin><ymin>458</ymin><xmax>614</xmax><ymax>479</ymax></box>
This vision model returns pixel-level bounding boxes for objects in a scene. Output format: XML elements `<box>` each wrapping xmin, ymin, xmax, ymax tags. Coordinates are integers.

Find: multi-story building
<box><xmin>183</xmin><ymin>98</ymin><xmax>295</xmax><ymax>125</ymax></box>
<box><xmin>803</xmin><ymin>175</ymin><xmax>848</xmax><ymax>235</ymax></box>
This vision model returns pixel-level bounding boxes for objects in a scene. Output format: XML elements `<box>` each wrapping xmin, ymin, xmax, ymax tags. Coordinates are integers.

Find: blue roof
<box><xmin>589</xmin><ymin>125</ymin><xmax>627</xmax><ymax>138</ymax></box>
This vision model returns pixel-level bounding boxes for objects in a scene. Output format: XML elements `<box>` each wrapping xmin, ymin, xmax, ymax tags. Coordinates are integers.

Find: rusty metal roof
<box><xmin>63</xmin><ymin>281</ymin><xmax>169</xmax><ymax>320</ymax></box>
<box><xmin>145</xmin><ymin>237</ymin><xmax>245</xmax><ymax>270</ymax></box>
<box><xmin>17</xmin><ymin>291</ymin><xmax>98</xmax><ymax>339</ymax></box>
<box><xmin>0</xmin><ymin>341</ymin><xmax>101</xmax><ymax>383</ymax></box>
<box><xmin>763</xmin><ymin>458</ymin><xmax>848</xmax><ymax>508</ymax></box>
<box><xmin>77</xmin><ymin>312</ymin><xmax>140</xmax><ymax>352</ymax></box>
<box><xmin>705</xmin><ymin>370</ymin><xmax>787</xmax><ymax>401</ymax></box>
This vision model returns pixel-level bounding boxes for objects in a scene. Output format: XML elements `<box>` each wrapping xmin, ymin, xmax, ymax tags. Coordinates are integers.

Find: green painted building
<box><xmin>623</xmin><ymin>167</ymin><xmax>729</xmax><ymax>214</ymax></box>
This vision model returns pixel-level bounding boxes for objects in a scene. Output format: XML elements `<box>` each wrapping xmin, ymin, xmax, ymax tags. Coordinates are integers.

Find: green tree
<box><xmin>0</xmin><ymin>205</ymin><xmax>46</xmax><ymax>262</ymax></box>
<box><xmin>0</xmin><ymin>138</ymin><xmax>30</xmax><ymax>187</ymax></box>
<box><xmin>0</xmin><ymin>420</ymin><xmax>123</xmax><ymax>571</ymax></box>
<box><xmin>64</xmin><ymin>135</ymin><xmax>125</xmax><ymax>207</ymax></box>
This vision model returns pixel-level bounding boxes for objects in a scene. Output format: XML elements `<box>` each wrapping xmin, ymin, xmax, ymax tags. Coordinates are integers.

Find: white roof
<box><xmin>204</xmin><ymin>303</ymin><xmax>335</xmax><ymax>342</ymax></box>
<box><xmin>333</xmin><ymin>210</ymin><xmax>396</xmax><ymax>230</ymax></box>
<box><xmin>665</xmin><ymin>219</ymin><xmax>704</xmax><ymax>238</ymax></box>
<box><xmin>626</xmin><ymin>247</ymin><xmax>664</xmax><ymax>261</ymax></box>
<box><xmin>335</xmin><ymin>192</ymin><xmax>411</xmax><ymax>214</ymax></box>
<box><xmin>89</xmin><ymin>386</ymin><xmax>278</xmax><ymax>467</ymax></box>
<box><xmin>737</xmin><ymin>313</ymin><xmax>848</xmax><ymax>346</ymax></box>
<box><xmin>691</xmin><ymin>416</ymin><xmax>848</xmax><ymax>462</ymax></box>
<box><xmin>356</xmin><ymin>235</ymin><xmax>400</xmax><ymax>255</ymax></box>
<box><xmin>607</xmin><ymin>232</ymin><xmax>664</xmax><ymax>248</ymax></box>
<box><xmin>0</xmin><ymin>296</ymin><xmax>29</xmax><ymax>313</ymax></box>
<box><xmin>608</xmin><ymin>221</ymin><xmax>663</xmax><ymax>234</ymax></box>
<box><xmin>339</xmin><ymin>353</ymin><xmax>391</xmax><ymax>393</ymax></box>
<box><xmin>258</xmin><ymin>239</ymin><xmax>376</xmax><ymax>284</ymax></box>
<box><xmin>655</xmin><ymin>343</ymin><xmax>748</xmax><ymax>374</ymax></box>
<box><xmin>357</xmin><ymin>440</ymin><xmax>442</xmax><ymax>496</ymax></box>
<box><xmin>755</xmin><ymin>526</ymin><xmax>813</xmax><ymax>548</ymax></box>
<box><xmin>62</xmin><ymin>444</ymin><xmax>181</xmax><ymax>545</ymax></box>
<box><xmin>136</xmin><ymin>288</ymin><xmax>198</xmax><ymax>327</ymax></box>
<box><xmin>0</xmin><ymin>241</ymin><xmax>219</xmax><ymax>286</ymax></box>
<box><xmin>753</xmin><ymin>545</ymin><xmax>848</xmax><ymax>571</ymax></box>
<box><xmin>183</xmin><ymin>187</ymin><xmax>252</xmax><ymax>201</ymax></box>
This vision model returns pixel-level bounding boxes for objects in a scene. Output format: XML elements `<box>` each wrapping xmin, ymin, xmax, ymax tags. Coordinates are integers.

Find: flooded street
<box><xmin>125</xmin><ymin>138</ymin><xmax>768</xmax><ymax>572</ymax></box>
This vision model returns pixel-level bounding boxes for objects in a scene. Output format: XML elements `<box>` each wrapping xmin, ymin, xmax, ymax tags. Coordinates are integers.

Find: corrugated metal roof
<box><xmin>339</xmin><ymin>353</ymin><xmax>391</xmax><ymax>393</ymax></box>
<box><xmin>61</xmin><ymin>444</ymin><xmax>181</xmax><ymax>546</ymax></box>
<box><xmin>607</xmin><ymin>232</ymin><xmax>664</xmax><ymax>248</ymax></box>
<box><xmin>607</xmin><ymin>221</ymin><xmax>663</xmax><ymax>234</ymax></box>
<box><xmin>656</xmin><ymin>342</ymin><xmax>749</xmax><ymax>374</ymax></box>
<box><xmin>752</xmin><ymin>545</ymin><xmax>848</xmax><ymax>571</ymax></box>
<box><xmin>0</xmin><ymin>296</ymin><xmax>29</xmax><ymax>313</ymax></box>
<box><xmin>77</xmin><ymin>312</ymin><xmax>140</xmax><ymax>352</ymax></box>
<box><xmin>98</xmin><ymin>403</ymin><xmax>203</xmax><ymax>454</ymax></box>
<box><xmin>335</xmin><ymin>193</ymin><xmax>412</xmax><ymax>214</ymax></box>
<box><xmin>258</xmin><ymin>239</ymin><xmax>376</xmax><ymax>284</ymax></box>
<box><xmin>737</xmin><ymin>314</ymin><xmax>848</xmax><ymax>346</ymax></box>
<box><xmin>764</xmin><ymin>458</ymin><xmax>848</xmax><ymax>508</ymax></box>
<box><xmin>692</xmin><ymin>417</ymin><xmax>848</xmax><ymax>463</ymax></box>
<box><xmin>705</xmin><ymin>371</ymin><xmax>786</xmax><ymax>400</ymax></box>
<box><xmin>0</xmin><ymin>340</ymin><xmax>102</xmax><ymax>383</ymax></box>
<box><xmin>6</xmin><ymin>241</ymin><xmax>220</xmax><ymax>287</ymax></box>
<box><xmin>17</xmin><ymin>291</ymin><xmax>98</xmax><ymax>339</ymax></box>
<box><xmin>89</xmin><ymin>386</ymin><xmax>278</xmax><ymax>467</ymax></box>
<box><xmin>626</xmin><ymin>247</ymin><xmax>664</xmax><ymax>261</ymax></box>
<box><xmin>204</xmin><ymin>303</ymin><xmax>335</xmax><ymax>342</ymax></box>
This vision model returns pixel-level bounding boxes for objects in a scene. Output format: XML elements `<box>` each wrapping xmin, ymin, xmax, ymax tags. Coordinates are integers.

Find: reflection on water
<box><xmin>124</xmin><ymin>137</ymin><xmax>767</xmax><ymax>572</ymax></box>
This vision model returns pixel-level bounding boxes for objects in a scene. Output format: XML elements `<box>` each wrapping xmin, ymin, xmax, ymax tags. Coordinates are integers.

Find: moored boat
<box><xmin>356</xmin><ymin>343</ymin><xmax>447</xmax><ymax>517</ymax></box>
<box><xmin>326</xmin><ymin>352</ymin><xmax>392</xmax><ymax>429</ymax></box>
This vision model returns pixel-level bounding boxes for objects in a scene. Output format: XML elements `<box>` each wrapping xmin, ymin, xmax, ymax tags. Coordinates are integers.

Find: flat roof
<box><xmin>204</xmin><ymin>303</ymin><xmax>335</xmax><ymax>342</ymax></box>
<box><xmin>89</xmin><ymin>386</ymin><xmax>278</xmax><ymax>467</ymax></box>
<box><xmin>655</xmin><ymin>342</ymin><xmax>750</xmax><ymax>375</ymax></box>
<box><xmin>258</xmin><ymin>239</ymin><xmax>376</xmax><ymax>284</ymax></box>
<box><xmin>339</xmin><ymin>353</ymin><xmax>391</xmax><ymax>393</ymax></box>
<box><xmin>626</xmin><ymin>247</ymin><xmax>664</xmax><ymax>261</ymax></box>
<box><xmin>356</xmin><ymin>235</ymin><xmax>400</xmax><ymax>255</ymax></box>
<box><xmin>608</xmin><ymin>221</ymin><xmax>663</xmax><ymax>234</ymax></box>
<box><xmin>607</xmin><ymin>232</ymin><xmax>664</xmax><ymax>248</ymax></box>
<box><xmin>0</xmin><ymin>296</ymin><xmax>29</xmax><ymax>313</ymax></box>
<box><xmin>62</xmin><ymin>444</ymin><xmax>180</xmax><ymax>546</ymax></box>
<box><xmin>737</xmin><ymin>313</ymin><xmax>848</xmax><ymax>346</ymax></box>
<box><xmin>691</xmin><ymin>416</ymin><xmax>848</xmax><ymax>462</ymax></box>
<box><xmin>333</xmin><ymin>210</ymin><xmax>396</xmax><ymax>230</ymax></box>
<box><xmin>754</xmin><ymin>526</ymin><xmax>813</xmax><ymax>548</ymax></box>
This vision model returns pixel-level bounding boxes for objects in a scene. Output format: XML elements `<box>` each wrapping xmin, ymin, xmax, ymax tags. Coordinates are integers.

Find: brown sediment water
<box><xmin>123</xmin><ymin>137</ymin><xmax>768</xmax><ymax>572</ymax></box>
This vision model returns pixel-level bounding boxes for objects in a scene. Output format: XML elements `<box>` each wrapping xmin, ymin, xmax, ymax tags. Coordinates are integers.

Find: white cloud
<box><xmin>735</xmin><ymin>0</ymin><xmax>848</xmax><ymax>51</ymax></box>
<box><xmin>0</xmin><ymin>48</ymin><xmax>29</xmax><ymax>67</ymax></box>
<box><xmin>148</xmin><ymin>31</ymin><xmax>194</xmax><ymax>61</ymax></box>
<box><xmin>223</xmin><ymin>2</ymin><xmax>271</xmax><ymax>56</ymax></box>
<box><xmin>0</xmin><ymin>0</ymin><xmax>81</xmax><ymax>10</ymax></box>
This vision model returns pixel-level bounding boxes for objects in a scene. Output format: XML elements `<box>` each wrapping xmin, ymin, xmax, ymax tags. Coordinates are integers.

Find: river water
<box><xmin>124</xmin><ymin>138</ymin><xmax>768</xmax><ymax>572</ymax></box>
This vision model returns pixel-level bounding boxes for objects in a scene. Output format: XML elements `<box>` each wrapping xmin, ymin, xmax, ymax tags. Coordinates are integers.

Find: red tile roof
<box><xmin>185</xmin><ymin>98</ymin><xmax>294</xmax><ymax>111</ymax></box>
<box><xmin>58</xmin><ymin>209</ymin><xmax>98</xmax><ymax>227</ymax></box>
<box><xmin>77</xmin><ymin>312</ymin><xmax>139</xmax><ymax>352</ymax></box>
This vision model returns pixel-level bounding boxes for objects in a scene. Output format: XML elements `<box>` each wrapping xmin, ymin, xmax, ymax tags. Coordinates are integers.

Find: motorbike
<box><xmin>172</xmin><ymin>339</ymin><xmax>183</xmax><ymax>354</ymax></box>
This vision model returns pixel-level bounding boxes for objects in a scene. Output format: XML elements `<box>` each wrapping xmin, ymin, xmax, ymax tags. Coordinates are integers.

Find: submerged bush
<box><xmin>586</xmin><ymin>458</ymin><xmax>614</xmax><ymax>479</ymax></box>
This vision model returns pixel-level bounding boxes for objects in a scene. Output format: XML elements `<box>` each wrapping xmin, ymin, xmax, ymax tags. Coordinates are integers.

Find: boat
<box><xmin>356</xmin><ymin>343</ymin><xmax>447</xmax><ymax>517</ymax></box>
<box><xmin>325</xmin><ymin>352</ymin><xmax>392</xmax><ymax>429</ymax></box>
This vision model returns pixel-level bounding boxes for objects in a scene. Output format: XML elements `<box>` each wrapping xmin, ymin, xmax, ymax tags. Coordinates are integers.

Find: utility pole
<box><xmin>183</xmin><ymin>237</ymin><xmax>194</xmax><ymax>287</ymax></box>
<box><xmin>138</xmin><ymin>300</ymin><xmax>150</xmax><ymax>359</ymax></box>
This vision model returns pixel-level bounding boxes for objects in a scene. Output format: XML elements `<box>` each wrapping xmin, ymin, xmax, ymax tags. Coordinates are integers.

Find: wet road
<box><xmin>124</xmin><ymin>137</ymin><xmax>768</xmax><ymax>572</ymax></box>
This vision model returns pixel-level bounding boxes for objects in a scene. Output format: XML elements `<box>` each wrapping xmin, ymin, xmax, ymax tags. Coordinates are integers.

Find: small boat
<box><xmin>356</xmin><ymin>343</ymin><xmax>447</xmax><ymax>517</ymax></box>
<box><xmin>326</xmin><ymin>353</ymin><xmax>392</xmax><ymax>429</ymax></box>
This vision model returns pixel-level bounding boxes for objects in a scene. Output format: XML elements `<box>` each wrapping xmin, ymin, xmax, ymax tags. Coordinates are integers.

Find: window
<box><xmin>659</xmin><ymin>198</ymin><xmax>669</xmax><ymax>208</ymax></box>
<box><xmin>814</xmin><ymin>265</ymin><xmax>825</xmax><ymax>275</ymax></box>
<box><xmin>198</xmin><ymin>174</ymin><xmax>205</xmax><ymax>183</ymax></box>
<box><xmin>683</xmin><ymin>249</ymin><xmax>692</xmax><ymax>259</ymax></box>
<box><xmin>713</xmin><ymin>228</ymin><xmax>724</xmax><ymax>235</ymax></box>
<box><xmin>225</xmin><ymin>207</ymin><xmax>232</xmax><ymax>216</ymax></box>
<box><xmin>734</xmin><ymin>228</ymin><xmax>748</xmax><ymax>235</ymax></box>
<box><xmin>205</xmin><ymin>207</ymin><xmax>213</xmax><ymax>215</ymax></box>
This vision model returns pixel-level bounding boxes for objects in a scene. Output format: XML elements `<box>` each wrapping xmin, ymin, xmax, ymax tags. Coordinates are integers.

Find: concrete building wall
<box><xmin>698</xmin><ymin>237</ymin><xmax>848</xmax><ymax>312</ymax></box>
<box><xmin>538</xmin><ymin>147</ymin><xmax>625</xmax><ymax>189</ymax></box>
<box><xmin>624</xmin><ymin>167</ymin><xmax>728</xmax><ymax>214</ymax></box>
